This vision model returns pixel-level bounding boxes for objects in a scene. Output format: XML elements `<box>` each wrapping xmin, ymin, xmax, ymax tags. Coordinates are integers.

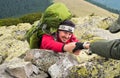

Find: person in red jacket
<box><xmin>40</xmin><ymin>20</ymin><xmax>89</xmax><ymax>55</ymax></box>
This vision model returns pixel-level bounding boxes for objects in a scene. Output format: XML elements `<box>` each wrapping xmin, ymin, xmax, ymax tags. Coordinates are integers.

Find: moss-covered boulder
<box><xmin>67</xmin><ymin>58</ymin><xmax>120</xmax><ymax>78</ymax></box>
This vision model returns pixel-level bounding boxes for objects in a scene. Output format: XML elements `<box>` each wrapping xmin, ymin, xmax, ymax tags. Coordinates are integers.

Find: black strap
<box><xmin>38</xmin><ymin>35</ymin><xmax>43</xmax><ymax>47</ymax></box>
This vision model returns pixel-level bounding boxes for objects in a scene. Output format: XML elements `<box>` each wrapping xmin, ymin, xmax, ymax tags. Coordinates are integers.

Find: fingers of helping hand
<box><xmin>83</xmin><ymin>42</ymin><xmax>90</xmax><ymax>49</ymax></box>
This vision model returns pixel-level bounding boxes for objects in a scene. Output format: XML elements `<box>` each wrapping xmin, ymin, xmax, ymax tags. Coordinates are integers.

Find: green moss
<box><xmin>0</xmin><ymin>12</ymin><xmax>42</xmax><ymax>26</ymax></box>
<box><xmin>77</xmin><ymin>66</ymin><xmax>88</xmax><ymax>77</ymax></box>
<box><xmin>97</xmin><ymin>21</ymin><xmax>108</xmax><ymax>29</ymax></box>
<box><xmin>0</xmin><ymin>51</ymin><xmax>8</xmax><ymax>59</ymax></box>
<box><xmin>91</xmin><ymin>66</ymin><xmax>98</xmax><ymax>76</ymax></box>
<box><xmin>81</xmin><ymin>34</ymin><xmax>94</xmax><ymax>41</ymax></box>
<box><xmin>19</xmin><ymin>12</ymin><xmax>42</xmax><ymax>24</ymax></box>
<box><xmin>103</xmin><ymin>60</ymin><xmax>120</xmax><ymax>78</ymax></box>
<box><xmin>0</xmin><ymin>18</ymin><xmax>21</xmax><ymax>26</ymax></box>
<box><xmin>5</xmin><ymin>50</ymin><xmax>27</xmax><ymax>62</ymax></box>
<box><xmin>68</xmin><ymin>66</ymin><xmax>89</xmax><ymax>78</ymax></box>
<box><xmin>89</xmin><ymin>37</ymin><xmax>105</xmax><ymax>43</ymax></box>
<box><xmin>97</xmin><ymin>19</ymin><xmax>113</xmax><ymax>30</ymax></box>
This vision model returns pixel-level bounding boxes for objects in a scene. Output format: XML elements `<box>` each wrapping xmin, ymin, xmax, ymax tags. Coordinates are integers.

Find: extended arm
<box><xmin>90</xmin><ymin>39</ymin><xmax>120</xmax><ymax>60</ymax></box>
<box><xmin>63</xmin><ymin>42</ymin><xmax>90</xmax><ymax>53</ymax></box>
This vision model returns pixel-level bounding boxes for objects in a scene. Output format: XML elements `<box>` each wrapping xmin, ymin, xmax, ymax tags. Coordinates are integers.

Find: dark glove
<box><xmin>73</xmin><ymin>42</ymin><xmax>84</xmax><ymax>52</ymax></box>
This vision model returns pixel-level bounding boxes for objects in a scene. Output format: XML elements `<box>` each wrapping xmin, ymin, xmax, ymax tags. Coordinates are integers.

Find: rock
<box><xmin>0</xmin><ymin>63</ymin><xmax>13</xmax><ymax>78</ymax></box>
<box><xmin>6</xmin><ymin>58</ymin><xmax>33</xmax><ymax>78</ymax></box>
<box><xmin>48</xmin><ymin>53</ymin><xmax>79</xmax><ymax>78</ymax></box>
<box><xmin>32</xmin><ymin>65</ymin><xmax>39</xmax><ymax>75</ymax></box>
<box><xmin>117</xmin><ymin>14</ymin><xmax>120</xmax><ymax>24</ymax></box>
<box><xmin>0</xmin><ymin>23</ymin><xmax>30</xmax><ymax>62</ymax></box>
<box><xmin>24</xmin><ymin>49</ymin><xmax>65</xmax><ymax>72</ymax></box>
<box><xmin>74</xmin><ymin>16</ymin><xmax>120</xmax><ymax>41</ymax></box>
<box><xmin>109</xmin><ymin>14</ymin><xmax>120</xmax><ymax>33</ymax></box>
<box><xmin>67</xmin><ymin>58</ymin><xmax>120</xmax><ymax>78</ymax></box>
<box><xmin>30</xmin><ymin>70</ymin><xmax>48</xmax><ymax>78</ymax></box>
<box><xmin>0</xmin><ymin>55</ymin><xmax>3</xmax><ymax>64</ymax></box>
<box><xmin>0</xmin><ymin>57</ymin><xmax>49</xmax><ymax>78</ymax></box>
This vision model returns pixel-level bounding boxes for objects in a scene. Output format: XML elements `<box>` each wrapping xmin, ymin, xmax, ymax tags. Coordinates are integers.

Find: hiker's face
<box><xmin>58</xmin><ymin>30</ymin><xmax>72</xmax><ymax>43</ymax></box>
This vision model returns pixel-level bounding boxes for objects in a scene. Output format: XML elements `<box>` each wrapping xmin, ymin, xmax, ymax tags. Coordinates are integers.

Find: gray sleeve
<box><xmin>90</xmin><ymin>39</ymin><xmax>120</xmax><ymax>60</ymax></box>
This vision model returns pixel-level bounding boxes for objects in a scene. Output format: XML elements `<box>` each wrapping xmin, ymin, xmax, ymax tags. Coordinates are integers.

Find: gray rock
<box><xmin>24</xmin><ymin>49</ymin><xmax>65</xmax><ymax>72</ymax></box>
<box><xmin>48</xmin><ymin>53</ymin><xmax>79</xmax><ymax>78</ymax></box>
<box><xmin>0</xmin><ymin>63</ymin><xmax>13</xmax><ymax>78</ymax></box>
<box><xmin>109</xmin><ymin>14</ymin><xmax>120</xmax><ymax>33</ymax></box>
<box><xmin>0</xmin><ymin>55</ymin><xmax>3</xmax><ymax>64</ymax></box>
<box><xmin>30</xmin><ymin>70</ymin><xmax>48</xmax><ymax>78</ymax></box>
<box><xmin>6</xmin><ymin>58</ymin><xmax>33</xmax><ymax>78</ymax></box>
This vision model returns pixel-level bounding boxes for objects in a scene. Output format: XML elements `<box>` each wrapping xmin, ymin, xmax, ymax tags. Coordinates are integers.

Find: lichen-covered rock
<box><xmin>0</xmin><ymin>23</ymin><xmax>31</xmax><ymax>62</ymax></box>
<box><xmin>48</xmin><ymin>53</ymin><xmax>79</xmax><ymax>78</ymax></box>
<box><xmin>74</xmin><ymin>16</ymin><xmax>120</xmax><ymax>42</ymax></box>
<box><xmin>24</xmin><ymin>49</ymin><xmax>65</xmax><ymax>72</ymax></box>
<box><xmin>67</xmin><ymin>58</ymin><xmax>120</xmax><ymax>78</ymax></box>
<box><xmin>109</xmin><ymin>14</ymin><xmax>120</xmax><ymax>33</ymax></box>
<box><xmin>0</xmin><ymin>57</ymin><xmax>50</xmax><ymax>78</ymax></box>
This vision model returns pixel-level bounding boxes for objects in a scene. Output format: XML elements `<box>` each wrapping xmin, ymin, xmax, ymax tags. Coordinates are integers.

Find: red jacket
<box><xmin>40</xmin><ymin>33</ymin><xmax>79</xmax><ymax>53</ymax></box>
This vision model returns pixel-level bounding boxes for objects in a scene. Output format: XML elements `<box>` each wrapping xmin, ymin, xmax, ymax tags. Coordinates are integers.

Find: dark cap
<box><xmin>58</xmin><ymin>20</ymin><xmax>75</xmax><ymax>32</ymax></box>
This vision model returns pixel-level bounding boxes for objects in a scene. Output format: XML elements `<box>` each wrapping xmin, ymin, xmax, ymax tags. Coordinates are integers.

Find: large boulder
<box><xmin>109</xmin><ymin>14</ymin><xmax>120</xmax><ymax>33</ymax></box>
<box><xmin>67</xmin><ymin>58</ymin><xmax>120</xmax><ymax>78</ymax></box>
<box><xmin>24</xmin><ymin>49</ymin><xmax>65</xmax><ymax>72</ymax></box>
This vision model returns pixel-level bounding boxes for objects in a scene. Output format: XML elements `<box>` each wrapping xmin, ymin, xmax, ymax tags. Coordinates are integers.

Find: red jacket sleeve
<box><xmin>70</xmin><ymin>35</ymin><xmax>79</xmax><ymax>42</ymax></box>
<box><xmin>40</xmin><ymin>34</ymin><xmax>64</xmax><ymax>53</ymax></box>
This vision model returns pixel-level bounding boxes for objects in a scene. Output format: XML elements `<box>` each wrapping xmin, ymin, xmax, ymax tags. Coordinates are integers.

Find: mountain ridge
<box><xmin>54</xmin><ymin>0</ymin><xmax>118</xmax><ymax>17</ymax></box>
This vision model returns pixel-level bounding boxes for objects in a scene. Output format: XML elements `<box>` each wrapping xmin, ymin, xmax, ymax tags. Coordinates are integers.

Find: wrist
<box><xmin>83</xmin><ymin>42</ymin><xmax>90</xmax><ymax>49</ymax></box>
<box><xmin>62</xmin><ymin>44</ymin><xmax>66</xmax><ymax>52</ymax></box>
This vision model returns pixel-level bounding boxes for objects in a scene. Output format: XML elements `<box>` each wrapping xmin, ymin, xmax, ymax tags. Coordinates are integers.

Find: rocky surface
<box><xmin>67</xmin><ymin>56</ymin><xmax>120</xmax><ymax>78</ymax></box>
<box><xmin>0</xmin><ymin>15</ymin><xmax>120</xmax><ymax>78</ymax></box>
